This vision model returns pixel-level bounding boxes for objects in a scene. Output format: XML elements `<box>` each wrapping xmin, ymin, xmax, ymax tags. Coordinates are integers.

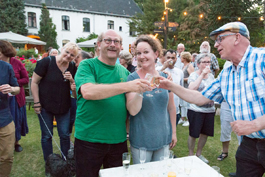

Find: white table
<box><xmin>99</xmin><ymin>156</ymin><xmax>224</xmax><ymax>177</ymax></box>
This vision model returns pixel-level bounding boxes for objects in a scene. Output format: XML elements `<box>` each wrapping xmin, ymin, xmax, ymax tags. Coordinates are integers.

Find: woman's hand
<box><xmin>33</xmin><ymin>102</ymin><xmax>41</xmax><ymax>114</ymax></box>
<box><xmin>158</xmin><ymin>77</ymin><xmax>173</xmax><ymax>91</ymax></box>
<box><xmin>71</xmin><ymin>82</ymin><xmax>76</xmax><ymax>91</ymax></box>
<box><xmin>170</xmin><ymin>133</ymin><xmax>177</xmax><ymax>149</ymax></box>
<box><xmin>202</xmin><ymin>66</ymin><xmax>211</xmax><ymax>76</ymax></box>
<box><xmin>64</xmin><ymin>71</ymin><xmax>74</xmax><ymax>83</ymax></box>
<box><xmin>162</xmin><ymin>70</ymin><xmax>173</xmax><ymax>81</ymax></box>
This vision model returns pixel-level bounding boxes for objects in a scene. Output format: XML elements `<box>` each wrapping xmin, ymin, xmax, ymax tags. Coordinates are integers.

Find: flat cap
<box><xmin>209</xmin><ymin>22</ymin><xmax>250</xmax><ymax>40</ymax></box>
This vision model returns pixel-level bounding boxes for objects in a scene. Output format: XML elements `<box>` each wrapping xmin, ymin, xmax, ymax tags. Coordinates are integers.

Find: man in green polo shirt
<box><xmin>74</xmin><ymin>30</ymin><xmax>150</xmax><ymax>177</ymax></box>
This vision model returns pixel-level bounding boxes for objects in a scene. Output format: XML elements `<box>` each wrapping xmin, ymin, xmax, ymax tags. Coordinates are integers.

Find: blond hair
<box><xmin>181</xmin><ymin>52</ymin><xmax>192</xmax><ymax>62</ymax></box>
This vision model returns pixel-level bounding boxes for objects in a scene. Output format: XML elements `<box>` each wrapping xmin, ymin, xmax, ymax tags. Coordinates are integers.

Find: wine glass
<box><xmin>63</xmin><ymin>69</ymin><xmax>68</xmax><ymax>82</ymax></box>
<box><xmin>163</xmin><ymin>145</ymin><xmax>170</xmax><ymax>160</ymax></box>
<box><xmin>122</xmin><ymin>152</ymin><xmax>131</xmax><ymax>175</ymax></box>
<box><xmin>153</xmin><ymin>76</ymin><xmax>161</xmax><ymax>93</ymax></box>
<box><xmin>139</xmin><ymin>147</ymin><xmax>146</xmax><ymax>170</ymax></box>
<box><xmin>144</xmin><ymin>73</ymin><xmax>154</xmax><ymax>97</ymax></box>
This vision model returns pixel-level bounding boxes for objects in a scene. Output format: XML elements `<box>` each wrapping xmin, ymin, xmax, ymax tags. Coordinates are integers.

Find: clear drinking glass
<box><xmin>153</xmin><ymin>75</ymin><xmax>161</xmax><ymax>93</ymax></box>
<box><xmin>184</xmin><ymin>157</ymin><xmax>193</xmax><ymax>176</ymax></box>
<box><xmin>139</xmin><ymin>147</ymin><xmax>146</xmax><ymax>170</ymax></box>
<box><xmin>122</xmin><ymin>152</ymin><xmax>131</xmax><ymax>175</ymax></box>
<box><xmin>144</xmin><ymin>73</ymin><xmax>154</xmax><ymax>97</ymax></box>
<box><xmin>164</xmin><ymin>145</ymin><xmax>170</xmax><ymax>160</ymax></box>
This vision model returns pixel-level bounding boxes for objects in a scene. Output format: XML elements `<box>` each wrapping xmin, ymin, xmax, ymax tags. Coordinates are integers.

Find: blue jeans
<box><xmin>236</xmin><ymin>136</ymin><xmax>265</xmax><ymax>177</ymax></box>
<box><xmin>38</xmin><ymin>108</ymin><xmax>70</xmax><ymax>161</ymax></box>
<box><xmin>69</xmin><ymin>97</ymin><xmax>77</xmax><ymax>134</ymax></box>
<box><xmin>75</xmin><ymin>138</ymin><xmax>128</xmax><ymax>177</ymax></box>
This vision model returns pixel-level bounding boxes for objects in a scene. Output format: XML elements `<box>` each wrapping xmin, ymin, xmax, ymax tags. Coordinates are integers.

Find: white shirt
<box><xmin>174</xmin><ymin>55</ymin><xmax>184</xmax><ymax>69</ymax></box>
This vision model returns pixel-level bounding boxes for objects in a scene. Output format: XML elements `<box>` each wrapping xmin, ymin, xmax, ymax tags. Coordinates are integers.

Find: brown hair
<box><xmin>181</xmin><ymin>52</ymin><xmax>192</xmax><ymax>62</ymax></box>
<box><xmin>0</xmin><ymin>40</ymin><xmax>16</xmax><ymax>57</ymax></box>
<box><xmin>135</xmin><ymin>35</ymin><xmax>162</xmax><ymax>58</ymax></box>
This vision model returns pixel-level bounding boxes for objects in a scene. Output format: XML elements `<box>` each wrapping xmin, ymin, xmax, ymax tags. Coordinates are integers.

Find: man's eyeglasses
<box><xmin>200</xmin><ymin>61</ymin><xmax>211</xmax><ymax>64</ymax></box>
<box><xmin>215</xmin><ymin>33</ymin><xmax>236</xmax><ymax>44</ymax></box>
<box><xmin>103</xmin><ymin>39</ymin><xmax>121</xmax><ymax>45</ymax></box>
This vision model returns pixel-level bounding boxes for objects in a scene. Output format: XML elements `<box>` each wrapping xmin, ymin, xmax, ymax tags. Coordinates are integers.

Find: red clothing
<box><xmin>9</xmin><ymin>57</ymin><xmax>29</xmax><ymax>108</ymax></box>
<box><xmin>42</xmin><ymin>52</ymin><xmax>49</xmax><ymax>59</ymax></box>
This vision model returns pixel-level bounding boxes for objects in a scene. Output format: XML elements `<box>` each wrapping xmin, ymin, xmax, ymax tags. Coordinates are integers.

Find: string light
<box><xmin>183</xmin><ymin>11</ymin><xmax>187</xmax><ymax>16</ymax></box>
<box><xmin>217</xmin><ymin>16</ymin><xmax>221</xmax><ymax>20</ymax></box>
<box><xmin>199</xmin><ymin>14</ymin><xmax>204</xmax><ymax>18</ymax></box>
<box><xmin>238</xmin><ymin>17</ymin><xmax>241</xmax><ymax>21</ymax></box>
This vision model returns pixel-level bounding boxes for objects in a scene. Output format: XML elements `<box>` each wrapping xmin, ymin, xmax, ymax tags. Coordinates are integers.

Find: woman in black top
<box><xmin>31</xmin><ymin>42</ymin><xmax>79</xmax><ymax>161</ymax></box>
<box><xmin>119</xmin><ymin>51</ymin><xmax>136</xmax><ymax>73</ymax></box>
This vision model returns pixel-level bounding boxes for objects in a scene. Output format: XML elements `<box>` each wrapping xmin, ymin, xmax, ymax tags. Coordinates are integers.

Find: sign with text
<box><xmin>154</xmin><ymin>21</ymin><xmax>165</xmax><ymax>28</ymax></box>
<box><xmin>153</xmin><ymin>29</ymin><xmax>164</xmax><ymax>34</ymax></box>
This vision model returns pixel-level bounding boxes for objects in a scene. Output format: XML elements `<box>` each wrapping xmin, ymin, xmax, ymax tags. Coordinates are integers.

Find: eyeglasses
<box><xmin>200</xmin><ymin>61</ymin><xmax>211</xmax><ymax>64</ymax></box>
<box><xmin>215</xmin><ymin>33</ymin><xmax>236</xmax><ymax>44</ymax></box>
<box><xmin>103</xmin><ymin>39</ymin><xmax>121</xmax><ymax>45</ymax></box>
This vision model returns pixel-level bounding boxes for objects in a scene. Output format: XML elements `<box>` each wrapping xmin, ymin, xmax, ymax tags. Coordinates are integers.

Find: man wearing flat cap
<box><xmin>158</xmin><ymin>21</ymin><xmax>265</xmax><ymax>177</ymax></box>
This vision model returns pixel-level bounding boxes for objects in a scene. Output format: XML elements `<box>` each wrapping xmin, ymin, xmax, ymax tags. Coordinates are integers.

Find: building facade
<box><xmin>24</xmin><ymin>0</ymin><xmax>141</xmax><ymax>51</ymax></box>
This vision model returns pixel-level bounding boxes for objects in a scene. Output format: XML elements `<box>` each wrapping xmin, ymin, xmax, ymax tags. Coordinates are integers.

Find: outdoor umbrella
<box><xmin>0</xmin><ymin>31</ymin><xmax>46</xmax><ymax>45</ymax></box>
<box><xmin>77</xmin><ymin>38</ymin><xmax>97</xmax><ymax>48</ymax></box>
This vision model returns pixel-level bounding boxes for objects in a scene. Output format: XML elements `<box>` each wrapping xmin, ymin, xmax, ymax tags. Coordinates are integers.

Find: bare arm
<box><xmin>31</xmin><ymin>72</ymin><xmax>42</xmax><ymax>114</ymax></box>
<box><xmin>188</xmin><ymin>68</ymin><xmax>211</xmax><ymax>90</ymax></box>
<box><xmin>159</xmin><ymin>77</ymin><xmax>211</xmax><ymax>106</ymax></box>
<box><xmin>126</xmin><ymin>92</ymin><xmax>144</xmax><ymax>116</ymax></box>
<box><xmin>81</xmin><ymin>79</ymin><xmax>151</xmax><ymax>100</ymax></box>
<box><xmin>168</xmin><ymin>92</ymin><xmax>177</xmax><ymax>149</ymax></box>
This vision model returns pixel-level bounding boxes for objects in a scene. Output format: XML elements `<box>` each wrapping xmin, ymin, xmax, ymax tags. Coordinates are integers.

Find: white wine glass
<box><xmin>184</xmin><ymin>157</ymin><xmax>193</xmax><ymax>176</ymax></box>
<box><xmin>153</xmin><ymin>75</ymin><xmax>161</xmax><ymax>93</ymax></box>
<box><xmin>139</xmin><ymin>147</ymin><xmax>146</xmax><ymax>170</ymax></box>
<box><xmin>122</xmin><ymin>152</ymin><xmax>131</xmax><ymax>175</ymax></box>
<box><xmin>144</xmin><ymin>73</ymin><xmax>154</xmax><ymax>97</ymax></box>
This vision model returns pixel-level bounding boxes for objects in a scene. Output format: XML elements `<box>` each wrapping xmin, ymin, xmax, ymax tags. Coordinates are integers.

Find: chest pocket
<box><xmin>245</xmin><ymin>77</ymin><xmax>265</xmax><ymax>102</ymax></box>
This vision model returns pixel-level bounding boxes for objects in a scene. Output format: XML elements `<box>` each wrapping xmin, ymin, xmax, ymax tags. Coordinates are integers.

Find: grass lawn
<box><xmin>10</xmin><ymin>108</ymin><xmax>239</xmax><ymax>177</ymax></box>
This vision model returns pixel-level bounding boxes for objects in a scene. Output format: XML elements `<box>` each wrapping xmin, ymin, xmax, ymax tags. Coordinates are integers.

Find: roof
<box><xmin>24</xmin><ymin>0</ymin><xmax>142</xmax><ymax>17</ymax></box>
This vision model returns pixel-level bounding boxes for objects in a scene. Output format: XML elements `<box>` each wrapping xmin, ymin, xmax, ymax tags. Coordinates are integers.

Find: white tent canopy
<box><xmin>77</xmin><ymin>38</ymin><xmax>97</xmax><ymax>48</ymax></box>
<box><xmin>0</xmin><ymin>31</ymin><xmax>46</xmax><ymax>45</ymax></box>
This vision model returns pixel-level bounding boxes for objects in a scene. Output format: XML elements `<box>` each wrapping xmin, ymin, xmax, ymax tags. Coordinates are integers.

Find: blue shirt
<box><xmin>127</xmin><ymin>71</ymin><xmax>172</xmax><ymax>150</ymax></box>
<box><xmin>0</xmin><ymin>61</ymin><xmax>19</xmax><ymax>128</ymax></box>
<box><xmin>202</xmin><ymin>45</ymin><xmax>265</xmax><ymax>139</ymax></box>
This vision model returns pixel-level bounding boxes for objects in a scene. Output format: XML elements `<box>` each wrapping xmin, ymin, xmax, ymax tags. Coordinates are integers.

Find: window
<box><xmin>119</xmin><ymin>26</ymin><xmax>122</xmax><ymax>31</ymax></box>
<box><xmin>62</xmin><ymin>39</ymin><xmax>70</xmax><ymax>46</ymax></box>
<box><xmin>62</xmin><ymin>16</ymin><xmax>70</xmax><ymax>30</ymax></box>
<box><xmin>83</xmin><ymin>18</ymin><xmax>90</xmax><ymax>32</ymax></box>
<box><xmin>107</xmin><ymin>20</ymin><xmax>114</xmax><ymax>29</ymax></box>
<box><xmin>129</xmin><ymin>22</ymin><xmax>136</xmax><ymax>36</ymax></box>
<box><xmin>28</xmin><ymin>12</ymin><xmax>37</xmax><ymax>28</ymax></box>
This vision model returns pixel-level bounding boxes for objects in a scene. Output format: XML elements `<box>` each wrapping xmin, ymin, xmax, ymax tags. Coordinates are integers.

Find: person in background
<box><xmin>131</xmin><ymin>41</ymin><xmax>137</xmax><ymax>67</ymax></box>
<box><xmin>34</xmin><ymin>47</ymin><xmax>38</xmax><ymax>54</ymax></box>
<box><xmin>119</xmin><ymin>51</ymin><xmax>136</xmax><ymax>73</ymax></box>
<box><xmin>37</xmin><ymin>54</ymin><xmax>42</xmax><ymax>61</ymax></box>
<box><xmin>155</xmin><ymin>49</ymin><xmax>167</xmax><ymax>68</ymax></box>
<box><xmin>0</xmin><ymin>41</ymin><xmax>29</xmax><ymax>153</ymax></box>
<box><xmin>31</xmin><ymin>42</ymin><xmax>78</xmax><ymax>161</ymax></box>
<box><xmin>187</xmin><ymin>53</ymin><xmax>215</xmax><ymax>164</ymax></box>
<box><xmin>194</xmin><ymin>41</ymin><xmax>220</xmax><ymax>77</ymax></box>
<box><xmin>126</xmin><ymin>35</ymin><xmax>176</xmax><ymax>164</ymax></box>
<box><xmin>191</xmin><ymin>53</ymin><xmax>198</xmax><ymax>68</ymax></box>
<box><xmin>157</xmin><ymin>49</ymin><xmax>184</xmax><ymax>126</ymax></box>
<box><xmin>42</xmin><ymin>47</ymin><xmax>53</xmax><ymax>59</ymax></box>
<box><xmin>0</xmin><ymin>58</ymin><xmax>20</xmax><ymax>176</ymax></box>
<box><xmin>49</xmin><ymin>49</ymin><xmax>59</xmax><ymax>56</ymax></box>
<box><xmin>178</xmin><ymin>52</ymin><xmax>194</xmax><ymax>127</ymax></box>
<box><xmin>175</xmin><ymin>43</ymin><xmax>185</xmax><ymax>69</ymax></box>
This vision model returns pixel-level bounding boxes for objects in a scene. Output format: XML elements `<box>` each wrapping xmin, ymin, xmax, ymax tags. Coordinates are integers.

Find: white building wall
<box><xmin>24</xmin><ymin>6</ymin><xmax>136</xmax><ymax>52</ymax></box>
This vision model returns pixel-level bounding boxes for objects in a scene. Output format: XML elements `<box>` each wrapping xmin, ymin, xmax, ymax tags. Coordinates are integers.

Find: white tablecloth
<box><xmin>99</xmin><ymin>156</ymin><xmax>224</xmax><ymax>177</ymax></box>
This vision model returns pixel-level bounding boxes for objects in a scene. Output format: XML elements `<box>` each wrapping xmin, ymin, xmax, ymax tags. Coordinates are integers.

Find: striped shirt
<box><xmin>202</xmin><ymin>45</ymin><xmax>265</xmax><ymax>139</ymax></box>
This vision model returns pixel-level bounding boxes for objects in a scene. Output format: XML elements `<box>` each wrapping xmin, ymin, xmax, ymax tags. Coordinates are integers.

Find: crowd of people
<box><xmin>1</xmin><ymin>21</ymin><xmax>265</xmax><ymax>177</ymax></box>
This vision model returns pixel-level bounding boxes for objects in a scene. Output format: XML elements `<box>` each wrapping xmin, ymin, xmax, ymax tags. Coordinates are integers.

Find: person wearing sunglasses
<box><xmin>158</xmin><ymin>21</ymin><xmax>265</xmax><ymax>177</ymax></box>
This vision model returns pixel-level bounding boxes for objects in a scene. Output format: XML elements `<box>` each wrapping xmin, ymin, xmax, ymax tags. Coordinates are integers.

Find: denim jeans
<box><xmin>69</xmin><ymin>97</ymin><xmax>77</xmax><ymax>134</ymax></box>
<box><xmin>75</xmin><ymin>138</ymin><xmax>128</xmax><ymax>177</ymax></box>
<box><xmin>236</xmin><ymin>136</ymin><xmax>265</xmax><ymax>177</ymax></box>
<box><xmin>38</xmin><ymin>108</ymin><xmax>70</xmax><ymax>161</ymax></box>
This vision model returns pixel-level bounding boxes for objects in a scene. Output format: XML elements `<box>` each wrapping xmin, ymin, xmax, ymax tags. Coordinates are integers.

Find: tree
<box><xmin>200</xmin><ymin>0</ymin><xmax>265</xmax><ymax>47</ymax></box>
<box><xmin>38</xmin><ymin>4</ymin><xmax>58</xmax><ymax>50</ymax></box>
<box><xmin>0</xmin><ymin>0</ymin><xmax>28</xmax><ymax>35</ymax></box>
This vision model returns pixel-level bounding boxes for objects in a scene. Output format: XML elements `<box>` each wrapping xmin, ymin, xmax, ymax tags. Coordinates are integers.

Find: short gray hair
<box><xmin>119</xmin><ymin>51</ymin><xmax>132</xmax><ymax>65</ymax></box>
<box><xmin>197</xmin><ymin>53</ymin><xmax>212</xmax><ymax>64</ymax></box>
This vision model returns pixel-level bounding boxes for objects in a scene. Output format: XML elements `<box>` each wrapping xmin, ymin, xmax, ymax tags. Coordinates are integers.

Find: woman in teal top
<box><xmin>126</xmin><ymin>35</ymin><xmax>176</xmax><ymax>164</ymax></box>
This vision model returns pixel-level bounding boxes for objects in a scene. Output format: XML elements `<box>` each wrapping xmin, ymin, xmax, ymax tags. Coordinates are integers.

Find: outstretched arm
<box><xmin>159</xmin><ymin>77</ymin><xmax>211</xmax><ymax>106</ymax></box>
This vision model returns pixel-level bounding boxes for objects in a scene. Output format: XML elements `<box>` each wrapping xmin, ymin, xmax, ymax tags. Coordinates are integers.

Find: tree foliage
<box><xmin>131</xmin><ymin>0</ymin><xmax>265</xmax><ymax>51</ymax></box>
<box><xmin>0</xmin><ymin>0</ymin><xmax>28</xmax><ymax>35</ymax></box>
<box><xmin>38</xmin><ymin>4</ymin><xmax>58</xmax><ymax>50</ymax></box>
<box><xmin>75</xmin><ymin>33</ymin><xmax>98</xmax><ymax>52</ymax></box>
